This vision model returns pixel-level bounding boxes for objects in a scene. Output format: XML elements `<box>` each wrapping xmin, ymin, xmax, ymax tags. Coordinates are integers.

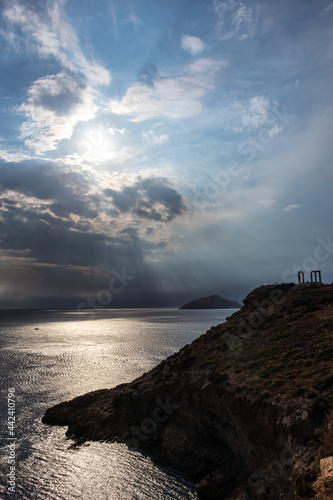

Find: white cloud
<box><xmin>18</xmin><ymin>73</ymin><xmax>97</xmax><ymax>154</ymax></box>
<box><xmin>128</xmin><ymin>9</ymin><xmax>142</xmax><ymax>27</ymax></box>
<box><xmin>155</xmin><ymin>134</ymin><xmax>169</xmax><ymax>145</ymax></box>
<box><xmin>241</xmin><ymin>96</ymin><xmax>270</xmax><ymax>128</ymax></box>
<box><xmin>3</xmin><ymin>1</ymin><xmax>110</xmax><ymax>86</ymax></box>
<box><xmin>109</xmin><ymin>58</ymin><xmax>226</xmax><ymax>121</ymax></box>
<box><xmin>283</xmin><ymin>204</ymin><xmax>301</xmax><ymax>212</ymax></box>
<box><xmin>181</xmin><ymin>35</ymin><xmax>206</xmax><ymax>55</ymax></box>
<box><xmin>257</xmin><ymin>199</ymin><xmax>276</xmax><ymax>208</ymax></box>
<box><xmin>142</xmin><ymin>130</ymin><xmax>155</xmax><ymax>139</ymax></box>
<box><xmin>319</xmin><ymin>4</ymin><xmax>333</xmax><ymax>17</ymax></box>
<box><xmin>213</xmin><ymin>0</ymin><xmax>238</xmax><ymax>29</ymax></box>
<box><xmin>229</xmin><ymin>97</ymin><xmax>287</xmax><ymax>138</ymax></box>
<box><xmin>142</xmin><ymin>131</ymin><xmax>169</xmax><ymax>145</ymax></box>
<box><xmin>0</xmin><ymin>147</ymin><xmax>34</xmax><ymax>162</ymax></box>
<box><xmin>268</xmin><ymin>124</ymin><xmax>284</xmax><ymax>138</ymax></box>
<box><xmin>3</xmin><ymin>1</ymin><xmax>110</xmax><ymax>153</ymax></box>
<box><xmin>234</xmin><ymin>4</ymin><xmax>256</xmax><ymax>40</ymax></box>
<box><xmin>107</xmin><ymin>127</ymin><xmax>127</xmax><ymax>135</ymax></box>
<box><xmin>214</xmin><ymin>0</ymin><xmax>256</xmax><ymax>40</ymax></box>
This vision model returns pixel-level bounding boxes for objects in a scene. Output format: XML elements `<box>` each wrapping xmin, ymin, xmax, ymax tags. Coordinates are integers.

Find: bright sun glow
<box><xmin>75</xmin><ymin>127</ymin><xmax>118</xmax><ymax>163</ymax></box>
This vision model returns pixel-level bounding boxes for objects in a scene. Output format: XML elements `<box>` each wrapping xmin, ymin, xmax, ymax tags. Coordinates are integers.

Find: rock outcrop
<box><xmin>180</xmin><ymin>294</ymin><xmax>242</xmax><ymax>309</ymax></box>
<box><xmin>313</xmin><ymin>457</ymin><xmax>333</xmax><ymax>498</ymax></box>
<box><xmin>43</xmin><ymin>283</ymin><xmax>333</xmax><ymax>499</ymax></box>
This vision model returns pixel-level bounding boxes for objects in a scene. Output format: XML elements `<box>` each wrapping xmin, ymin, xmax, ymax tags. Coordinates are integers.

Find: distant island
<box><xmin>43</xmin><ymin>283</ymin><xmax>333</xmax><ymax>499</ymax></box>
<box><xmin>179</xmin><ymin>294</ymin><xmax>242</xmax><ymax>309</ymax></box>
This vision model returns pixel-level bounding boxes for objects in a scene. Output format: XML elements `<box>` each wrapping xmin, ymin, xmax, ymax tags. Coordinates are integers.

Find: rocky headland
<box><xmin>179</xmin><ymin>294</ymin><xmax>242</xmax><ymax>309</ymax></box>
<box><xmin>42</xmin><ymin>283</ymin><xmax>333</xmax><ymax>499</ymax></box>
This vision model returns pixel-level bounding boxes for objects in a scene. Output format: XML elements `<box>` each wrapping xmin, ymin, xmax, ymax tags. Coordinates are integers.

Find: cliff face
<box><xmin>179</xmin><ymin>294</ymin><xmax>242</xmax><ymax>309</ymax></box>
<box><xmin>42</xmin><ymin>283</ymin><xmax>333</xmax><ymax>499</ymax></box>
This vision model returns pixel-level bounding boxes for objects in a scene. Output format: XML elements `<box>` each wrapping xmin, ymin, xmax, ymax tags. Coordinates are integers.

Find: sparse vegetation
<box><xmin>177</xmin><ymin>355</ymin><xmax>195</xmax><ymax>368</ymax></box>
<box><xmin>199</xmin><ymin>359</ymin><xmax>215</xmax><ymax>368</ymax></box>
<box><xmin>272</xmin><ymin>378</ymin><xmax>284</xmax><ymax>387</ymax></box>
<box><xmin>316</xmin><ymin>346</ymin><xmax>333</xmax><ymax>361</ymax></box>
<box><xmin>210</xmin><ymin>371</ymin><xmax>228</xmax><ymax>384</ymax></box>
<box><xmin>313</xmin><ymin>374</ymin><xmax>333</xmax><ymax>390</ymax></box>
<box><xmin>293</xmin><ymin>388</ymin><xmax>305</xmax><ymax>397</ymax></box>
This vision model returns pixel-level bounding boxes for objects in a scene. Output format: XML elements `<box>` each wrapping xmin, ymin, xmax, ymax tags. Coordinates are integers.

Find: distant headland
<box><xmin>179</xmin><ymin>294</ymin><xmax>242</xmax><ymax>309</ymax></box>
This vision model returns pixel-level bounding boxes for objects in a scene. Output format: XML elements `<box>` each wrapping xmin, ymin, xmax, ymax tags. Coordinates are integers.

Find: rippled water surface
<box><xmin>0</xmin><ymin>308</ymin><xmax>236</xmax><ymax>499</ymax></box>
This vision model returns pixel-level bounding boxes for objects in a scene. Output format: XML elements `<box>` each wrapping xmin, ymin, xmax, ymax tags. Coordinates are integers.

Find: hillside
<box><xmin>179</xmin><ymin>294</ymin><xmax>242</xmax><ymax>309</ymax></box>
<box><xmin>43</xmin><ymin>283</ymin><xmax>333</xmax><ymax>499</ymax></box>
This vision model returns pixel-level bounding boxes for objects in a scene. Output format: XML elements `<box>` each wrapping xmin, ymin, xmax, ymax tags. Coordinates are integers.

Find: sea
<box><xmin>0</xmin><ymin>308</ymin><xmax>237</xmax><ymax>499</ymax></box>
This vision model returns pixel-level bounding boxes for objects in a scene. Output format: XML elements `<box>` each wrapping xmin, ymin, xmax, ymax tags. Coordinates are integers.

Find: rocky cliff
<box><xmin>42</xmin><ymin>283</ymin><xmax>333</xmax><ymax>499</ymax></box>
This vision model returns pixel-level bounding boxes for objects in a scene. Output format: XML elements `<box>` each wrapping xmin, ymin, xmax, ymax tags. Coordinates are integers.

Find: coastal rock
<box><xmin>313</xmin><ymin>457</ymin><xmax>333</xmax><ymax>499</ymax></box>
<box><xmin>43</xmin><ymin>283</ymin><xmax>333</xmax><ymax>499</ymax></box>
<box><xmin>320</xmin><ymin>456</ymin><xmax>333</xmax><ymax>479</ymax></box>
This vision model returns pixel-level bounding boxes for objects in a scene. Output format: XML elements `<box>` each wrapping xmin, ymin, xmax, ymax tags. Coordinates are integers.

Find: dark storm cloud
<box><xmin>0</xmin><ymin>159</ymin><xmax>73</xmax><ymax>200</ymax></box>
<box><xmin>33</xmin><ymin>72</ymin><xmax>86</xmax><ymax>116</ymax></box>
<box><xmin>50</xmin><ymin>200</ymin><xmax>98</xmax><ymax>219</ymax></box>
<box><xmin>0</xmin><ymin>160</ymin><xmax>186</xmax><ymax>275</ymax></box>
<box><xmin>0</xmin><ymin>208</ymin><xmax>144</xmax><ymax>268</ymax></box>
<box><xmin>0</xmin><ymin>198</ymin><xmax>166</xmax><ymax>272</ymax></box>
<box><xmin>0</xmin><ymin>159</ymin><xmax>99</xmax><ymax>219</ymax></box>
<box><xmin>104</xmin><ymin>177</ymin><xmax>187</xmax><ymax>222</ymax></box>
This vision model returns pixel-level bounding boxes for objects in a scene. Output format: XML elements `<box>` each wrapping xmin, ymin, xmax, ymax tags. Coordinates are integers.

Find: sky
<box><xmin>0</xmin><ymin>0</ymin><xmax>332</xmax><ymax>309</ymax></box>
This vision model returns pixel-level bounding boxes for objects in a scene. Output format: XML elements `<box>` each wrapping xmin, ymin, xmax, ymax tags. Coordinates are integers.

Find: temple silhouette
<box><xmin>297</xmin><ymin>270</ymin><xmax>322</xmax><ymax>285</ymax></box>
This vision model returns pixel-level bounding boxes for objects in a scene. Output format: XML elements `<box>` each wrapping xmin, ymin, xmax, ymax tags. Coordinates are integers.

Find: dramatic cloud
<box><xmin>18</xmin><ymin>72</ymin><xmax>97</xmax><ymax>153</ymax></box>
<box><xmin>0</xmin><ymin>0</ymin><xmax>332</xmax><ymax>308</ymax></box>
<box><xmin>181</xmin><ymin>35</ymin><xmax>206</xmax><ymax>55</ymax></box>
<box><xmin>3</xmin><ymin>0</ymin><xmax>110</xmax><ymax>153</ymax></box>
<box><xmin>3</xmin><ymin>0</ymin><xmax>110</xmax><ymax>85</ymax></box>
<box><xmin>0</xmin><ymin>159</ymin><xmax>74</xmax><ymax>201</ymax></box>
<box><xmin>109</xmin><ymin>58</ymin><xmax>226</xmax><ymax>121</ymax></box>
<box><xmin>0</xmin><ymin>160</ymin><xmax>188</xmax><ymax>279</ymax></box>
<box><xmin>104</xmin><ymin>177</ymin><xmax>187</xmax><ymax>222</ymax></box>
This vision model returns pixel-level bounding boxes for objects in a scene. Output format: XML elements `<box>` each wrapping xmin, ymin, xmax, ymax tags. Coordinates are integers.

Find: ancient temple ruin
<box><xmin>297</xmin><ymin>270</ymin><xmax>322</xmax><ymax>285</ymax></box>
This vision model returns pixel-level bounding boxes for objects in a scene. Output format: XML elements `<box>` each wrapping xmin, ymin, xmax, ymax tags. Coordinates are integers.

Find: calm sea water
<box><xmin>0</xmin><ymin>308</ymin><xmax>236</xmax><ymax>499</ymax></box>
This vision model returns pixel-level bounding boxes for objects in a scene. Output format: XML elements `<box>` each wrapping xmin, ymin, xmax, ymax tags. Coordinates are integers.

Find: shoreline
<box><xmin>43</xmin><ymin>283</ymin><xmax>333</xmax><ymax>499</ymax></box>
